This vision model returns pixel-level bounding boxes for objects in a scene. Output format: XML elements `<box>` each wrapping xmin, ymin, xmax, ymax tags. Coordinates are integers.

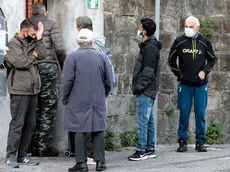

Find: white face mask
<box><xmin>137</xmin><ymin>30</ymin><xmax>142</xmax><ymax>40</ymax></box>
<box><xmin>184</xmin><ymin>28</ymin><xmax>197</xmax><ymax>38</ymax></box>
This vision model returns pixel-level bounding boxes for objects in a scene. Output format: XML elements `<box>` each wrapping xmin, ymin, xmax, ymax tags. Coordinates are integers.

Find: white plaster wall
<box><xmin>48</xmin><ymin>0</ymin><xmax>104</xmax><ymax>53</ymax></box>
<box><xmin>0</xmin><ymin>0</ymin><xmax>25</xmax><ymax>159</ymax></box>
<box><xmin>47</xmin><ymin>0</ymin><xmax>104</xmax><ymax>152</ymax></box>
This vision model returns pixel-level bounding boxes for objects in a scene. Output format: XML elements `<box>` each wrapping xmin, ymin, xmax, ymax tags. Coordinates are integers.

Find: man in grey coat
<box><xmin>62</xmin><ymin>28</ymin><xmax>113</xmax><ymax>172</ymax></box>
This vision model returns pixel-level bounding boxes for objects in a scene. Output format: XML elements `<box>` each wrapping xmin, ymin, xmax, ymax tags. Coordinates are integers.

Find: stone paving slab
<box><xmin>0</xmin><ymin>145</ymin><xmax>230</xmax><ymax>172</ymax></box>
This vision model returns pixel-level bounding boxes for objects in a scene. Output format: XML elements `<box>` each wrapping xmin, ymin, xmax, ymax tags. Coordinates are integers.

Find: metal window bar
<box><xmin>26</xmin><ymin>0</ymin><xmax>28</xmax><ymax>18</ymax></box>
<box><xmin>44</xmin><ymin>0</ymin><xmax>48</xmax><ymax>9</ymax></box>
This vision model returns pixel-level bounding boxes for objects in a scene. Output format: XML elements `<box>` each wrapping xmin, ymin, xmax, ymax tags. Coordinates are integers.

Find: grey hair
<box><xmin>185</xmin><ymin>16</ymin><xmax>200</xmax><ymax>27</ymax></box>
<box><xmin>76</xmin><ymin>16</ymin><xmax>93</xmax><ymax>31</ymax></box>
<box><xmin>31</xmin><ymin>3</ymin><xmax>46</xmax><ymax>16</ymax></box>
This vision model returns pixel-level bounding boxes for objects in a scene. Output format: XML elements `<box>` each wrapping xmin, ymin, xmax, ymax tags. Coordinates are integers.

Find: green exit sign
<box><xmin>88</xmin><ymin>0</ymin><xmax>99</xmax><ymax>9</ymax></box>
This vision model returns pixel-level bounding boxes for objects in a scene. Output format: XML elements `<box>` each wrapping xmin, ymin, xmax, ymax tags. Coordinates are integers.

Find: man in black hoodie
<box><xmin>128</xmin><ymin>18</ymin><xmax>162</xmax><ymax>161</ymax></box>
<box><xmin>168</xmin><ymin>16</ymin><xmax>217</xmax><ymax>152</ymax></box>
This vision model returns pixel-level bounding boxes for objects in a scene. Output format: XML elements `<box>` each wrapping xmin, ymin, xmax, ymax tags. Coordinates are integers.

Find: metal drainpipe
<box><xmin>154</xmin><ymin>0</ymin><xmax>161</xmax><ymax>147</ymax></box>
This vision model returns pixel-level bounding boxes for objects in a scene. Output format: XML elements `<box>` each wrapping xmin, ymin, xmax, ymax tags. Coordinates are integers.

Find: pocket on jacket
<box><xmin>132</xmin><ymin>67</ymin><xmax>155</xmax><ymax>94</ymax></box>
<box><xmin>181</xmin><ymin>72</ymin><xmax>201</xmax><ymax>83</ymax></box>
<box><xmin>12</xmin><ymin>70</ymin><xmax>33</xmax><ymax>91</ymax></box>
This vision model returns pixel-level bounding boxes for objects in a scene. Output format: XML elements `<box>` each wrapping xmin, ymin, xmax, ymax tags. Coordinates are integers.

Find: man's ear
<box><xmin>196</xmin><ymin>26</ymin><xmax>200</xmax><ymax>32</ymax></box>
<box><xmin>22</xmin><ymin>29</ymin><xmax>28</xmax><ymax>37</ymax></box>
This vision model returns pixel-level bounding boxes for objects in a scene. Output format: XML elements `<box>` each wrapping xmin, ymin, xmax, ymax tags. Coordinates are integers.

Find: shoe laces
<box><xmin>196</xmin><ymin>143</ymin><xmax>204</xmax><ymax>147</ymax></box>
<box><xmin>179</xmin><ymin>140</ymin><xmax>187</xmax><ymax>146</ymax></box>
<box><xmin>8</xmin><ymin>155</ymin><xmax>16</xmax><ymax>162</ymax></box>
<box><xmin>22</xmin><ymin>156</ymin><xmax>32</xmax><ymax>163</ymax></box>
<box><xmin>134</xmin><ymin>150</ymin><xmax>144</xmax><ymax>155</ymax></box>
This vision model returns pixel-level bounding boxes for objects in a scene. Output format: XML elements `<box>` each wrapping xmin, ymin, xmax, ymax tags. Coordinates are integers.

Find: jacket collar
<box><xmin>31</xmin><ymin>15</ymin><xmax>46</xmax><ymax>20</ymax></box>
<box><xmin>14</xmin><ymin>33</ymin><xmax>35</xmax><ymax>46</ymax></box>
<box><xmin>78</xmin><ymin>45</ymin><xmax>96</xmax><ymax>50</ymax></box>
<box><xmin>139</xmin><ymin>35</ymin><xmax>156</xmax><ymax>48</ymax></box>
<box><xmin>14</xmin><ymin>33</ymin><xmax>26</xmax><ymax>43</ymax></box>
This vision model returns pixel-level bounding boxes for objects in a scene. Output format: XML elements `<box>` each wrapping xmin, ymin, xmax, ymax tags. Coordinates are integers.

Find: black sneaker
<box><xmin>145</xmin><ymin>150</ymin><xmax>156</xmax><ymax>159</ymax></box>
<box><xmin>17</xmin><ymin>156</ymin><xmax>39</xmax><ymax>166</ymax></box>
<box><xmin>195</xmin><ymin>143</ymin><xmax>207</xmax><ymax>152</ymax></box>
<box><xmin>177</xmin><ymin>139</ymin><xmax>188</xmax><ymax>152</ymax></box>
<box><xmin>96</xmin><ymin>161</ymin><xmax>106</xmax><ymax>171</ymax></box>
<box><xmin>128</xmin><ymin>150</ymin><xmax>148</xmax><ymax>161</ymax></box>
<box><xmin>4</xmin><ymin>155</ymin><xmax>19</xmax><ymax>168</ymax></box>
<box><xmin>68</xmin><ymin>162</ymin><xmax>88</xmax><ymax>172</ymax></box>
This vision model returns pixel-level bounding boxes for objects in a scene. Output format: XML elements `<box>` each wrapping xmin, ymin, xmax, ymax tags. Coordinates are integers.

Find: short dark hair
<box><xmin>32</xmin><ymin>3</ymin><xmax>46</xmax><ymax>16</ymax></box>
<box><xmin>20</xmin><ymin>19</ymin><xmax>38</xmax><ymax>31</ymax></box>
<box><xmin>140</xmin><ymin>18</ymin><xmax>156</xmax><ymax>37</ymax></box>
<box><xmin>76</xmin><ymin>16</ymin><xmax>93</xmax><ymax>31</ymax></box>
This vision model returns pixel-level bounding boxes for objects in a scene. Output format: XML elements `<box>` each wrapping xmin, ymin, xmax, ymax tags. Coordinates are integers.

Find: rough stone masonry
<box><xmin>104</xmin><ymin>0</ymin><xmax>230</xmax><ymax>144</ymax></box>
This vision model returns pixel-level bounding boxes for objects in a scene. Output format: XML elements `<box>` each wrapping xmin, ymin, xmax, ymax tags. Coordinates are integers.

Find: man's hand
<box><xmin>198</xmin><ymin>71</ymin><xmax>205</xmax><ymax>80</ymax></box>
<box><xmin>32</xmin><ymin>51</ymin><xmax>38</xmax><ymax>57</ymax></box>
<box><xmin>36</xmin><ymin>22</ymin><xmax>44</xmax><ymax>40</ymax></box>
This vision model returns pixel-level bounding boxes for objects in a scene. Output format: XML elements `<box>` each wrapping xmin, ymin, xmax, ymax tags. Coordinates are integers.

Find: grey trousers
<box><xmin>6</xmin><ymin>95</ymin><xmax>37</xmax><ymax>157</ymax></box>
<box><xmin>75</xmin><ymin>131</ymin><xmax>105</xmax><ymax>163</ymax></box>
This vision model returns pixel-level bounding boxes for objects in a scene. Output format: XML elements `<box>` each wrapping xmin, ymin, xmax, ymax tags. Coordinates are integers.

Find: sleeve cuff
<box><xmin>203</xmin><ymin>68</ymin><xmax>208</xmax><ymax>75</ymax></box>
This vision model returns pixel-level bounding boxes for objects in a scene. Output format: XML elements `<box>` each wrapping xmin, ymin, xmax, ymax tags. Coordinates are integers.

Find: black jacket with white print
<box><xmin>168</xmin><ymin>33</ymin><xmax>217</xmax><ymax>87</ymax></box>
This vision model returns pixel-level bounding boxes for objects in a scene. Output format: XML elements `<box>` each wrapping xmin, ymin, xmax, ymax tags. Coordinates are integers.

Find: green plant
<box><xmin>119</xmin><ymin>130</ymin><xmax>138</xmax><ymax>147</ymax></box>
<box><xmin>206</xmin><ymin>120</ymin><xmax>224</xmax><ymax>144</ymax></box>
<box><xmin>105</xmin><ymin>126</ymin><xmax>117</xmax><ymax>151</ymax></box>
<box><xmin>165</xmin><ymin>106</ymin><xmax>177</xmax><ymax>117</ymax></box>
<box><xmin>199</xmin><ymin>22</ymin><xmax>214</xmax><ymax>38</ymax></box>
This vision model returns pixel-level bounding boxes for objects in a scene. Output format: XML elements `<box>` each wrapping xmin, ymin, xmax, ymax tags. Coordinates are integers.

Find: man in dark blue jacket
<box><xmin>168</xmin><ymin>16</ymin><xmax>217</xmax><ymax>152</ymax></box>
<box><xmin>128</xmin><ymin>18</ymin><xmax>162</xmax><ymax>161</ymax></box>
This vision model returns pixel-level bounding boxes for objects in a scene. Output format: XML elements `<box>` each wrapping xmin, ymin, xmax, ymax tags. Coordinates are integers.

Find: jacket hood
<box><xmin>140</xmin><ymin>35</ymin><xmax>162</xmax><ymax>50</ymax></box>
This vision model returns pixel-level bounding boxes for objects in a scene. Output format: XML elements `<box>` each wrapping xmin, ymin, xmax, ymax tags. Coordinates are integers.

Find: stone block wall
<box><xmin>105</xmin><ymin>0</ymin><xmax>230</xmax><ymax>144</ymax></box>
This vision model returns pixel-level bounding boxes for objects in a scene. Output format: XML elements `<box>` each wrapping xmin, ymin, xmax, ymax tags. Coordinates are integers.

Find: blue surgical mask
<box><xmin>137</xmin><ymin>30</ymin><xmax>142</xmax><ymax>40</ymax></box>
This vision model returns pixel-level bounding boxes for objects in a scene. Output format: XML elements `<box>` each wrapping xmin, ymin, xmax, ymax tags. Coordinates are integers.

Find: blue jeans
<box><xmin>178</xmin><ymin>83</ymin><xmax>208</xmax><ymax>144</ymax></box>
<box><xmin>136</xmin><ymin>94</ymin><xmax>155</xmax><ymax>151</ymax></box>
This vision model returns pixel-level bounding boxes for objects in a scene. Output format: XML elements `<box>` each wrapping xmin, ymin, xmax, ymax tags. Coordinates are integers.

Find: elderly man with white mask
<box><xmin>62</xmin><ymin>28</ymin><xmax>113</xmax><ymax>172</ymax></box>
<box><xmin>168</xmin><ymin>16</ymin><xmax>217</xmax><ymax>153</ymax></box>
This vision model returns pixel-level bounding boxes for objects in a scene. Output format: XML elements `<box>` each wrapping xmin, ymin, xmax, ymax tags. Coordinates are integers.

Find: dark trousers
<box><xmin>86</xmin><ymin>133</ymin><xmax>93</xmax><ymax>158</ymax></box>
<box><xmin>178</xmin><ymin>83</ymin><xmax>208</xmax><ymax>144</ymax></box>
<box><xmin>69</xmin><ymin>132</ymin><xmax>93</xmax><ymax>158</ymax></box>
<box><xmin>75</xmin><ymin>131</ymin><xmax>105</xmax><ymax>163</ymax></box>
<box><xmin>6</xmin><ymin>95</ymin><xmax>37</xmax><ymax>157</ymax></box>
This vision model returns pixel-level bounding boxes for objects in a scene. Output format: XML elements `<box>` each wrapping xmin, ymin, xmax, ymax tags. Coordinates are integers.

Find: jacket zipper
<box><xmin>192</xmin><ymin>39</ymin><xmax>197</xmax><ymax>60</ymax></box>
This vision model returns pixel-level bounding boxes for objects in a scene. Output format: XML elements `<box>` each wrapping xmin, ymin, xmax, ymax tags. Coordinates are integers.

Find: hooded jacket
<box><xmin>4</xmin><ymin>34</ymin><xmax>47</xmax><ymax>95</ymax></box>
<box><xmin>168</xmin><ymin>33</ymin><xmax>217</xmax><ymax>86</ymax></box>
<box><xmin>132</xmin><ymin>36</ymin><xmax>162</xmax><ymax>99</ymax></box>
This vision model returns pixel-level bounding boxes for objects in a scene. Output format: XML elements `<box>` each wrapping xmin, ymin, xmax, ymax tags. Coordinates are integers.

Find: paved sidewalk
<box><xmin>0</xmin><ymin>145</ymin><xmax>230</xmax><ymax>172</ymax></box>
